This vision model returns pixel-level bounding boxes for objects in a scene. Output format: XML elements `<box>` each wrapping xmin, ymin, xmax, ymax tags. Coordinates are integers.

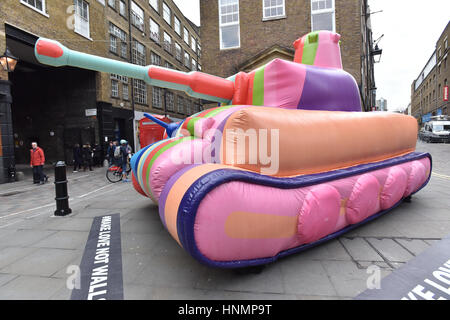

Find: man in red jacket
<box><xmin>30</xmin><ymin>142</ymin><xmax>47</xmax><ymax>185</ymax></box>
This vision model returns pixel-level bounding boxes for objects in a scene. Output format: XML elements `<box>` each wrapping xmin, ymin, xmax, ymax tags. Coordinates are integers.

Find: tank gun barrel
<box><xmin>35</xmin><ymin>38</ymin><xmax>234</xmax><ymax>104</ymax></box>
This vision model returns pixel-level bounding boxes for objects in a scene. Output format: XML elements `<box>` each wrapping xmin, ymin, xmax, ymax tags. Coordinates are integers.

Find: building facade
<box><xmin>375</xmin><ymin>97</ymin><xmax>387</xmax><ymax>111</ymax></box>
<box><xmin>0</xmin><ymin>0</ymin><xmax>201</xmax><ymax>182</ymax></box>
<box><xmin>411</xmin><ymin>21</ymin><xmax>449</xmax><ymax>125</ymax></box>
<box><xmin>200</xmin><ymin>0</ymin><xmax>378</xmax><ymax>111</ymax></box>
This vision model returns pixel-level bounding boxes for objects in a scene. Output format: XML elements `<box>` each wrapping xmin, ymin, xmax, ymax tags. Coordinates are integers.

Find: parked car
<box><xmin>419</xmin><ymin>117</ymin><xmax>450</xmax><ymax>143</ymax></box>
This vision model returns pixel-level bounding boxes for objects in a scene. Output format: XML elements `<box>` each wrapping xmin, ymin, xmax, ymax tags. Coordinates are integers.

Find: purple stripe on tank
<box><xmin>298</xmin><ymin>65</ymin><xmax>361</xmax><ymax>112</ymax></box>
<box><xmin>158</xmin><ymin>164</ymin><xmax>200</xmax><ymax>228</ymax></box>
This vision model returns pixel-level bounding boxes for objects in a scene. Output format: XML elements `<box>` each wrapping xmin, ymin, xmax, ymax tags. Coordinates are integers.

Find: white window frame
<box><xmin>74</xmin><ymin>0</ymin><xmax>91</xmax><ymax>40</ymax></box>
<box><xmin>177</xmin><ymin>96</ymin><xmax>184</xmax><ymax>114</ymax></box>
<box><xmin>149</xmin><ymin>0</ymin><xmax>159</xmax><ymax>12</ymax></box>
<box><xmin>108</xmin><ymin>0</ymin><xmax>116</xmax><ymax>9</ymax></box>
<box><xmin>134</xmin><ymin>79</ymin><xmax>148</xmax><ymax>105</ymax></box>
<box><xmin>152</xmin><ymin>87</ymin><xmax>163</xmax><ymax>109</ymax></box>
<box><xmin>123</xmin><ymin>83</ymin><xmax>129</xmax><ymax>100</ymax></box>
<box><xmin>191</xmin><ymin>36</ymin><xmax>196</xmax><ymax>52</ymax></box>
<box><xmin>20</xmin><ymin>0</ymin><xmax>49</xmax><ymax>17</ymax></box>
<box><xmin>311</xmin><ymin>0</ymin><xmax>335</xmax><ymax>32</ymax></box>
<box><xmin>183</xmin><ymin>27</ymin><xmax>190</xmax><ymax>44</ymax></box>
<box><xmin>166</xmin><ymin>92</ymin><xmax>174</xmax><ymax>111</ymax></box>
<box><xmin>119</xmin><ymin>1</ymin><xmax>127</xmax><ymax>16</ymax></box>
<box><xmin>163</xmin><ymin>2</ymin><xmax>171</xmax><ymax>25</ymax></box>
<box><xmin>151</xmin><ymin>51</ymin><xmax>161</xmax><ymax>66</ymax></box>
<box><xmin>218</xmin><ymin>0</ymin><xmax>240</xmax><ymax>50</ymax></box>
<box><xmin>132</xmin><ymin>40</ymin><xmax>146</xmax><ymax>66</ymax></box>
<box><xmin>150</xmin><ymin>18</ymin><xmax>160</xmax><ymax>43</ymax></box>
<box><xmin>175</xmin><ymin>43</ymin><xmax>182</xmax><ymax>61</ymax></box>
<box><xmin>262</xmin><ymin>0</ymin><xmax>285</xmax><ymax>20</ymax></box>
<box><xmin>163</xmin><ymin>32</ymin><xmax>172</xmax><ymax>53</ymax></box>
<box><xmin>184</xmin><ymin>51</ymin><xmax>190</xmax><ymax>68</ymax></box>
<box><xmin>111</xmin><ymin>79</ymin><xmax>119</xmax><ymax>98</ymax></box>
<box><xmin>131</xmin><ymin>1</ymin><xmax>145</xmax><ymax>31</ymax></box>
<box><xmin>174</xmin><ymin>16</ymin><xmax>181</xmax><ymax>36</ymax></box>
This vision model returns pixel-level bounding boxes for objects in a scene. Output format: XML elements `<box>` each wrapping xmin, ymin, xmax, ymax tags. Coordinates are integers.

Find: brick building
<box><xmin>0</xmin><ymin>0</ymin><xmax>201</xmax><ymax>183</ymax></box>
<box><xmin>411</xmin><ymin>21</ymin><xmax>449</xmax><ymax>125</ymax></box>
<box><xmin>200</xmin><ymin>0</ymin><xmax>378</xmax><ymax>111</ymax></box>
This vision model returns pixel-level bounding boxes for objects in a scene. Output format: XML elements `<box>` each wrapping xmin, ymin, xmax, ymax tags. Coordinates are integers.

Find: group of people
<box><xmin>29</xmin><ymin>140</ymin><xmax>133</xmax><ymax>185</ymax></box>
<box><xmin>106</xmin><ymin>139</ymin><xmax>133</xmax><ymax>182</ymax></box>
<box><xmin>72</xmin><ymin>143</ymin><xmax>102</xmax><ymax>172</ymax></box>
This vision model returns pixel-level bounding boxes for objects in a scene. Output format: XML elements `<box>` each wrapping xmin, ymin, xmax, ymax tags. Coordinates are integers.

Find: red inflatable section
<box><xmin>132</xmin><ymin>172</ymin><xmax>147</xmax><ymax>197</ymax></box>
<box><xmin>139</xmin><ymin>115</ymin><xmax>172</xmax><ymax>148</ymax></box>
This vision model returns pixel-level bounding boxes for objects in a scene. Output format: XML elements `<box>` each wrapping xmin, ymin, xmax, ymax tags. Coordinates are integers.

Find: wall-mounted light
<box><xmin>0</xmin><ymin>47</ymin><xmax>19</xmax><ymax>72</ymax></box>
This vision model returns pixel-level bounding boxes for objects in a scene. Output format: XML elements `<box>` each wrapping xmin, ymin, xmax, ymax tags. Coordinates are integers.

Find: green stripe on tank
<box><xmin>301</xmin><ymin>31</ymin><xmax>319</xmax><ymax>65</ymax></box>
<box><xmin>253</xmin><ymin>67</ymin><xmax>265</xmax><ymax>106</ymax></box>
<box><xmin>144</xmin><ymin>136</ymin><xmax>193</xmax><ymax>194</ymax></box>
<box><xmin>187</xmin><ymin>117</ymin><xmax>201</xmax><ymax>136</ymax></box>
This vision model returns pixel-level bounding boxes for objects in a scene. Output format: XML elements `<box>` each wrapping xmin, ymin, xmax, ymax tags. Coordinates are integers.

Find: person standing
<box><xmin>82</xmin><ymin>143</ymin><xmax>93</xmax><ymax>171</ymax></box>
<box><xmin>119</xmin><ymin>140</ymin><xmax>132</xmax><ymax>182</ymax></box>
<box><xmin>30</xmin><ymin>142</ymin><xmax>47</xmax><ymax>185</ymax></box>
<box><xmin>106</xmin><ymin>141</ymin><xmax>115</xmax><ymax>167</ymax></box>
<box><xmin>73</xmin><ymin>143</ymin><xmax>83</xmax><ymax>173</ymax></box>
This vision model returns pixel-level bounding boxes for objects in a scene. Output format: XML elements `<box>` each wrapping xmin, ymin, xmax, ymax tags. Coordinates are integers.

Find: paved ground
<box><xmin>0</xmin><ymin>140</ymin><xmax>449</xmax><ymax>300</ymax></box>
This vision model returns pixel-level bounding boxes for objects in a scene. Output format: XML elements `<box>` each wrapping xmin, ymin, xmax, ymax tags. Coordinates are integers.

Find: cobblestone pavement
<box><xmin>0</xmin><ymin>140</ymin><xmax>449</xmax><ymax>300</ymax></box>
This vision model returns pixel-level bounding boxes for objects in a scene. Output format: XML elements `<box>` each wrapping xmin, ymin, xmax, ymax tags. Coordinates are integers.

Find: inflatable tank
<box><xmin>35</xmin><ymin>31</ymin><xmax>432</xmax><ymax>268</ymax></box>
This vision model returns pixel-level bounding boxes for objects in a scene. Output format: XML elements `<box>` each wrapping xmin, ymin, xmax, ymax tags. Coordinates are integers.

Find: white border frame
<box><xmin>310</xmin><ymin>0</ymin><xmax>336</xmax><ymax>33</ymax></box>
<box><xmin>20</xmin><ymin>0</ymin><xmax>49</xmax><ymax>18</ymax></box>
<box><xmin>218</xmin><ymin>0</ymin><xmax>240</xmax><ymax>50</ymax></box>
<box><xmin>262</xmin><ymin>0</ymin><xmax>286</xmax><ymax>21</ymax></box>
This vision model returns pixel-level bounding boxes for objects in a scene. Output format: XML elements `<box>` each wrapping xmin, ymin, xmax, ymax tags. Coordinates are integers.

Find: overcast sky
<box><xmin>174</xmin><ymin>0</ymin><xmax>450</xmax><ymax>112</ymax></box>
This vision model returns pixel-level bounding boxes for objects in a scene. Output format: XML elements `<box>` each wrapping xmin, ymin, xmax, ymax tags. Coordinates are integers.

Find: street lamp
<box><xmin>0</xmin><ymin>47</ymin><xmax>19</xmax><ymax>73</ymax></box>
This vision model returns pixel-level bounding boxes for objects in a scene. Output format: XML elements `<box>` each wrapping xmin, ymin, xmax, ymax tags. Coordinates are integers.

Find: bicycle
<box><xmin>106</xmin><ymin>157</ymin><xmax>132</xmax><ymax>183</ymax></box>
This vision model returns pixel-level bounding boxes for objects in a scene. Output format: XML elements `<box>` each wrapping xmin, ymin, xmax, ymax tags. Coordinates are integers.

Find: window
<box><xmin>149</xmin><ymin>0</ymin><xmax>158</xmax><ymax>12</ymax></box>
<box><xmin>163</xmin><ymin>2</ymin><xmax>171</xmax><ymax>25</ymax></box>
<box><xmin>191</xmin><ymin>58</ymin><xmax>197</xmax><ymax>71</ymax></box>
<box><xmin>108</xmin><ymin>0</ymin><xmax>115</xmax><ymax>9</ymax></box>
<box><xmin>132</xmin><ymin>40</ymin><xmax>146</xmax><ymax>66</ymax></box>
<box><xmin>184</xmin><ymin>52</ymin><xmax>190</xmax><ymax>68</ymax></box>
<box><xmin>184</xmin><ymin>27</ymin><xmax>189</xmax><ymax>44</ymax></box>
<box><xmin>111</xmin><ymin>79</ymin><xmax>119</xmax><ymax>98</ymax></box>
<box><xmin>177</xmin><ymin>96</ymin><xmax>184</xmax><ymax>114</ymax></box>
<box><xmin>175</xmin><ymin>43</ymin><xmax>182</xmax><ymax>61</ymax></box>
<box><xmin>198</xmin><ymin>64</ymin><xmax>202</xmax><ymax>71</ymax></box>
<box><xmin>110</xmin><ymin>35</ymin><xmax>117</xmax><ymax>53</ymax></box>
<box><xmin>131</xmin><ymin>1</ymin><xmax>145</xmax><ymax>31</ymax></box>
<box><xmin>185</xmin><ymin>100</ymin><xmax>191</xmax><ymax>115</ymax></box>
<box><xmin>109</xmin><ymin>23</ymin><xmax>127</xmax><ymax>58</ymax></box>
<box><xmin>166</xmin><ymin>92</ymin><xmax>174</xmax><ymax>111</ymax></box>
<box><xmin>445</xmin><ymin>37</ymin><xmax>448</xmax><ymax>49</ymax></box>
<box><xmin>163</xmin><ymin>32</ymin><xmax>172</xmax><ymax>53</ymax></box>
<box><xmin>197</xmin><ymin>44</ymin><xmax>202</xmax><ymax>58</ymax></box>
<box><xmin>152</xmin><ymin>87</ymin><xmax>163</xmax><ymax>108</ymax></box>
<box><xmin>123</xmin><ymin>84</ymin><xmax>129</xmax><ymax>100</ymax></box>
<box><xmin>150</xmin><ymin>19</ymin><xmax>160</xmax><ymax>43</ymax></box>
<box><xmin>311</xmin><ymin>0</ymin><xmax>335</xmax><ymax>32</ymax></box>
<box><xmin>97</xmin><ymin>0</ymin><xmax>105</xmax><ymax>5</ymax></box>
<box><xmin>151</xmin><ymin>52</ymin><xmax>161</xmax><ymax>66</ymax></box>
<box><xmin>218</xmin><ymin>0</ymin><xmax>240</xmax><ymax>49</ymax></box>
<box><xmin>191</xmin><ymin>36</ymin><xmax>196</xmax><ymax>52</ymax></box>
<box><xmin>134</xmin><ymin>80</ymin><xmax>147</xmax><ymax>104</ymax></box>
<box><xmin>119</xmin><ymin>1</ymin><xmax>126</xmax><ymax>16</ymax></box>
<box><xmin>22</xmin><ymin>0</ymin><xmax>46</xmax><ymax>14</ymax></box>
<box><xmin>164</xmin><ymin>61</ymin><xmax>173</xmax><ymax>69</ymax></box>
<box><xmin>174</xmin><ymin>16</ymin><xmax>181</xmax><ymax>35</ymax></box>
<box><xmin>263</xmin><ymin>0</ymin><xmax>285</xmax><ymax>19</ymax></box>
<box><xmin>74</xmin><ymin>0</ymin><xmax>90</xmax><ymax>38</ymax></box>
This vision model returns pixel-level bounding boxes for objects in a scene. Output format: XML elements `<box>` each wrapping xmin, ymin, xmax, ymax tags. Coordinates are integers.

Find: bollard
<box><xmin>54</xmin><ymin>161</ymin><xmax>72</xmax><ymax>216</ymax></box>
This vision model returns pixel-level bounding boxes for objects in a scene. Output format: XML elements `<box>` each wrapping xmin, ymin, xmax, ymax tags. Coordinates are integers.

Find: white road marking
<box><xmin>431</xmin><ymin>172</ymin><xmax>450</xmax><ymax>180</ymax></box>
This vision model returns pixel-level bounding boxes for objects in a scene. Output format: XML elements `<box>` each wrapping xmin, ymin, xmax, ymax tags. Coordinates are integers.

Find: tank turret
<box><xmin>35</xmin><ymin>30</ymin><xmax>361</xmax><ymax>112</ymax></box>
